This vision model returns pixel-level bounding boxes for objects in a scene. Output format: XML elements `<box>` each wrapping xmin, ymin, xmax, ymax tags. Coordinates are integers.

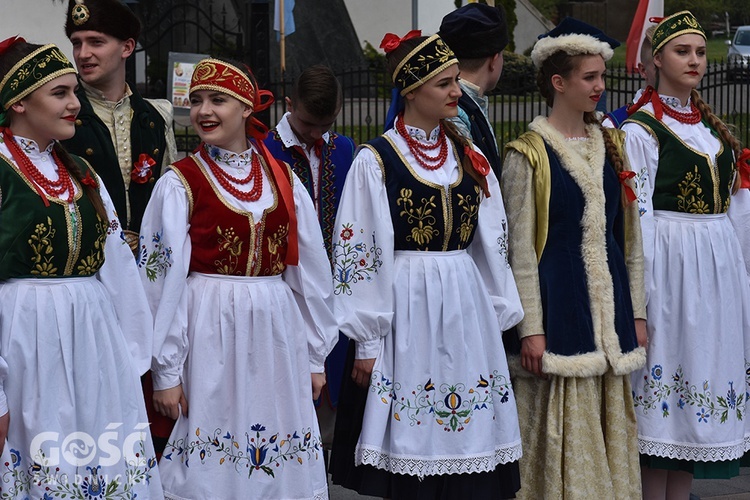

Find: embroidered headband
<box><xmin>388</xmin><ymin>34</ymin><xmax>458</xmax><ymax>96</ymax></box>
<box><xmin>651</xmin><ymin>10</ymin><xmax>705</xmax><ymax>55</ymax></box>
<box><xmin>531</xmin><ymin>17</ymin><xmax>619</xmax><ymax>68</ymax></box>
<box><xmin>0</xmin><ymin>42</ymin><xmax>77</xmax><ymax>118</ymax></box>
<box><xmin>190</xmin><ymin>58</ymin><xmax>274</xmax><ymax>140</ymax></box>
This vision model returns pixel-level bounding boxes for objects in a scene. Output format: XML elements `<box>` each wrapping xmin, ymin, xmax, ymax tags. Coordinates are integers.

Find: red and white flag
<box><xmin>626</xmin><ymin>0</ymin><xmax>664</xmax><ymax>73</ymax></box>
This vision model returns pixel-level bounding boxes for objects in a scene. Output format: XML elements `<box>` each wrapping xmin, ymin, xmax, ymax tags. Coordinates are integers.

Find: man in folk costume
<box><xmin>263</xmin><ymin>65</ymin><xmax>354</xmax><ymax>453</ymax></box>
<box><xmin>439</xmin><ymin>2</ymin><xmax>508</xmax><ymax>178</ymax></box>
<box><xmin>62</xmin><ymin>0</ymin><xmax>178</xmax><ymax>458</ymax></box>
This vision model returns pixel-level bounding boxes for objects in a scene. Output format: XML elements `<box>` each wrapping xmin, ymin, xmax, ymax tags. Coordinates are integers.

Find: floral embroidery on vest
<box><xmin>397</xmin><ymin>188</ymin><xmax>438</xmax><ymax>247</ymax></box>
<box><xmin>677</xmin><ymin>166</ymin><xmax>709</xmax><ymax>214</ymax></box>
<box><xmin>372</xmin><ymin>370</ymin><xmax>513</xmax><ymax>432</ymax></box>
<box><xmin>76</xmin><ymin>217</ymin><xmax>107</xmax><ymax>275</ymax></box>
<box><xmin>163</xmin><ymin>424</ymin><xmax>322</xmax><ymax>479</ymax></box>
<box><xmin>456</xmin><ymin>185</ymin><xmax>481</xmax><ymax>244</ymax></box>
<box><xmin>215</xmin><ymin>226</ymin><xmax>243</xmax><ymax>275</ymax></box>
<box><xmin>266</xmin><ymin>223</ymin><xmax>289</xmax><ymax>275</ymax></box>
<box><xmin>29</xmin><ymin>217</ymin><xmax>58</xmax><ymax>276</ymax></box>
<box><xmin>332</xmin><ymin>223</ymin><xmax>383</xmax><ymax>296</ymax></box>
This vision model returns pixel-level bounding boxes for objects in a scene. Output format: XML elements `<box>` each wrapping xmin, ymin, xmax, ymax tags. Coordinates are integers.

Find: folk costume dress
<box><xmin>0</xmin><ymin>134</ymin><xmax>162</xmax><ymax>499</ymax></box>
<box><xmin>331</xmin><ymin>118</ymin><xmax>524</xmax><ymax>497</ymax></box>
<box><xmin>623</xmin><ymin>96</ymin><xmax>750</xmax><ymax>477</ymax></box>
<box><xmin>502</xmin><ymin>117</ymin><xmax>647</xmax><ymax>499</ymax></box>
<box><xmin>139</xmin><ymin>142</ymin><xmax>338</xmax><ymax>500</ymax></box>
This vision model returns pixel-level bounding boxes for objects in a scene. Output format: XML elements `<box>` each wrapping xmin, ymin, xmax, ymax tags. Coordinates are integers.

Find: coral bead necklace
<box><xmin>200</xmin><ymin>146</ymin><xmax>263</xmax><ymax>202</ymax></box>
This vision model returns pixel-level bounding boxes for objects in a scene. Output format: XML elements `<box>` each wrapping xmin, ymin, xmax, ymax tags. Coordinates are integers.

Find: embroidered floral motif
<box><xmin>332</xmin><ymin>224</ymin><xmax>383</xmax><ymax>295</ymax></box>
<box><xmin>76</xmin><ymin>218</ymin><xmax>107</xmax><ymax>275</ymax></box>
<box><xmin>397</xmin><ymin>188</ymin><xmax>439</xmax><ymax>247</ymax></box>
<box><xmin>0</xmin><ymin>442</ymin><xmax>156</xmax><ymax>499</ymax></box>
<box><xmin>107</xmin><ymin>218</ymin><xmax>120</xmax><ymax>236</ymax></box>
<box><xmin>215</xmin><ymin>226</ymin><xmax>242</xmax><ymax>275</ymax></box>
<box><xmin>635</xmin><ymin>166</ymin><xmax>649</xmax><ymax>217</ymax></box>
<box><xmin>497</xmin><ymin>219</ymin><xmax>510</xmax><ymax>268</ymax></box>
<box><xmin>266</xmin><ymin>223</ymin><xmax>289</xmax><ymax>275</ymax></box>
<box><xmin>372</xmin><ymin>370</ymin><xmax>513</xmax><ymax>432</ymax></box>
<box><xmin>28</xmin><ymin>216</ymin><xmax>58</xmax><ymax>276</ymax></box>
<box><xmin>163</xmin><ymin>424</ymin><xmax>322</xmax><ymax>479</ymax></box>
<box><xmin>456</xmin><ymin>186</ymin><xmax>480</xmax><ymax>245</ymax></box>
<box><xmin>634</xmin><ymin>364</ymin><xmax>747</xmax><ymax>423</ymax></box>
<box><xmin>677</xmin><ymin>166</ymin><xmax>709</xmax><ymax>214</ymax></box>
<box><xmin>137</xmin><ymin>230</ymin><xmax>173</xmax><ymax>282</ymax></box>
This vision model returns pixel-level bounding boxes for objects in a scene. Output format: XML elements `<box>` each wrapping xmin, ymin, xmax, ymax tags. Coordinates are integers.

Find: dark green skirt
<box><xmin>640</xmin><ymin>453</ymin><xmax>750</xmax><ymax>479</ymax></box>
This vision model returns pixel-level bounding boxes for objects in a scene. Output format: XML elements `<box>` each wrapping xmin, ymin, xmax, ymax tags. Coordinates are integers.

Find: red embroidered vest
<box><xmin>171</xmin><ymin>155</ymin><xmax>292</xmax><ymax>276</ymax></box>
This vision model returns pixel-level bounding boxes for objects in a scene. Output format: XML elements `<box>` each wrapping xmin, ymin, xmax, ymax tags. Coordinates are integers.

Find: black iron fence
<box><xmin>173</xmin><ymin>59</ymin><xmax>750</xmax><ymax>155</ymax></box>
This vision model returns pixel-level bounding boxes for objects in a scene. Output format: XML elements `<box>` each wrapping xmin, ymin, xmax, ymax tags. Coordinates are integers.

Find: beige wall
<box><xmin>0</xmin><ymin>1</ymin><xmax>73</xmax><ymax>61</ymax></box>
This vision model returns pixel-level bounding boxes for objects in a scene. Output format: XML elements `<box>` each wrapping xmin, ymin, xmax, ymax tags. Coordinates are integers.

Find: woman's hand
<box><xmin>153</xmin><ymin>385</ymin><xmax>188</xmax><ymax>420</ymax></box>
<box><xmin>635</xmin><ymin>318</ymin><xmax>648</xmax><ymax>348</ymax></box>
<box><xmin>521</xmin><ymin>334</ymin><xmax>547</xmax><ymax>378</ymax></box>
<box><xmin>311</xmin><ymin>372</ymin><xmax>326</xmax><ymax>400</ymax></box>
<box><xmin>352</xmin><ymin>358</ymin><xmax>376</xmax><ymax>388</ymax></box>
<box><xmin>0</xmin><ymin>411</ymin><xmax>8</xmax><ymax>455</ymax></box>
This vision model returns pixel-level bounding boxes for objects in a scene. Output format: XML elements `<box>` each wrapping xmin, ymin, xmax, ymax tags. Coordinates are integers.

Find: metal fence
<box><xmin>173</xmin><ymin>59</ymin><xmax>750</xmax><ymax>155</ymax></box>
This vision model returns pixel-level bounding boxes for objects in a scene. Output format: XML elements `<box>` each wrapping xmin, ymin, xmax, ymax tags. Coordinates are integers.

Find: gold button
<box><xmin>149</xmin><ymin>122</ymin><xmax>155</xmax><ymax>129</ymax></box>
<box><xmin>85</xmin><ymin>148</ymin><xmax>94</xmax><ymax>156</ymax></box>
<box><xmin>75</xmin><ymin>119</ymin><xmax>82</xmax><ymax>126</ymax></box>
<box><xmin>149</xmin><ymin>177</ymin><xmax>156</xmax><ymax>184</ymax></box>
<box><xmin>153</xmin><ymin>148</ymin><xmax>159</xmax><ymax>155</ymax></box>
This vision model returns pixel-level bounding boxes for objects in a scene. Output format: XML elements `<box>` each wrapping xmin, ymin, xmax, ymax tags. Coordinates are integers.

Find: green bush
<box><xmin>494</xmin><ymin>51</ymin><xmax>536</xmax><ymax>95</ymax></box>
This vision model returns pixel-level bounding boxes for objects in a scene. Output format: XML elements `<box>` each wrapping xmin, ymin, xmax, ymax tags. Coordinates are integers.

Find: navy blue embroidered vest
<box><xmin>605</xmin><ymin>104</ymin><xmax>629</xmax><ymax>129</ymax></box>
<box><xmin>62</xmin><ymin>82</ymin><xmax>167</xmax><ymax>231</ymax></box>
<box><xmin>458</xmin><ymin>92</ymin><xmax>503</xmax><ymax>178</ymax></box>
<box><xmin>263</xmin><ymin>131</ymin><xmax>354</xmax><ymax>251</ymax></box>
<box><xmin>366</xmin><ymin>135</ymin><xmax>482</xmax><ymax>252</ymax></box>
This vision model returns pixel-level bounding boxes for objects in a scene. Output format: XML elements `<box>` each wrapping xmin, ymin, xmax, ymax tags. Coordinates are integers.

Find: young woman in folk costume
<box><xmin>0</xmin><ymin>37</ymin><xmax>161</xmax><ymax>498</ymax></box>
<box><xmin>501</xmin><ymin>18</ymin><xmax>647</xmax><ymax>499</ymax></box>
<box><xmin>623</xmin><ymin>11</ymin><xmax>750</xmax><ymax>499</ymax></box>
<box><xmin>139</xmin><ymin>58</ymin><xmax>338</xmax><ymax>499</ymax></box>
<box><xmin>329</xmin><ymin>32</ymin><xmax>524</xmax><ymax>499</ymax></box>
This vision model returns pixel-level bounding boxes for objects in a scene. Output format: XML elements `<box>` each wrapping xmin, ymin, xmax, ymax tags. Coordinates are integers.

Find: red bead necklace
<box><xmin>661</xmin><ymin>100</ymin><xmax>702</xmax><ymax>124</ymax></box>
<box><xmin>395</xmin><ymin>116</ymin><xmax>448</xmax><ymax>171</ymax></box>
<box><xmin>6</xmin><ymin>135</ymin><xmax>75</xmax><ymax>203</ymax></box>
<box><xmin>200</xmin><ymin>146</ymin><xmax>264</xmax><ymax>202</ymax></box>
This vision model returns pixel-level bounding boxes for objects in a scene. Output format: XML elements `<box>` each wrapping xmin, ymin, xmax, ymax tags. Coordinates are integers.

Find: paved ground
<box><xmin>327</xmin><ymin>468</ymin><xmax>750</xmax><ymax>499</ymax></box>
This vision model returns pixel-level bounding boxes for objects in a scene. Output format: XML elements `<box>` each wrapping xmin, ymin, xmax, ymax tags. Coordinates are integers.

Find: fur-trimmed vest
<box><xmin>504</xmin><ymin>117</ymin><xmax>645</xmax><ymax>377</ymax></box>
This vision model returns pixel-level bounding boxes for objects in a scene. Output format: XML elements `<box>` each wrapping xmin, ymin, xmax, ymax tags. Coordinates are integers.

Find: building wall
<box><xmin>1</xmin><ymin>0</ymin><xmax>72</xmax><ymax>61</ymax></box>
<box><xmin>516</xmin><ymin>0</ymin><xmax>554</xmax><ymax>54</ymax></box>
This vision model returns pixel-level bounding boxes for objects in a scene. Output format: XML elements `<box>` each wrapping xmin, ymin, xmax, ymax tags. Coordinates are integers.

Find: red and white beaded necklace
<box><xmin>200</xmin><ymin>145</ymin><xmax>263</xmax><ymax>202</ymax></box>
<box><xmin>395</xmin><ymin>115</ymin><xmax>448</xmax><ymax>171</ymax></box>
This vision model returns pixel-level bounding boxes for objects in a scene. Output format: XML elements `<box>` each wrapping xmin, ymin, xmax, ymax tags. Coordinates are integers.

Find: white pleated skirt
<box><xmin>356</xmin><ymin>250</ymin><xmax>522</xmax><ymax>477</ymax></box>
<box><xmin>632</xmin><ymin>211</ymin><xmax>750</xmax><ymax>461</ymax></box>
<box><xmin>159</xmin><ymin>273</ymin><xmax>327</xmax><ymax>500</ymax></box>
<box><xmin>0</xmin><ymin>276</ymin><xmax>162</xmax><ymax>499</ymax></box>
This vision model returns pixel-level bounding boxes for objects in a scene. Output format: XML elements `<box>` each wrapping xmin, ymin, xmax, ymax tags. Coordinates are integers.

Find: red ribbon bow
<box><xmin>380</xmin><ymin>30</ymin><xmax>422</xmax><ymax>54</ymax></box>
<box><xmin>463</xmin><ymin>145</ymin><xmax>491</xmax><ymax>198</ymax></box>
<box><xmin>131</xmin><ymin>153</ymin><xmax>156</xmax><ymax>184</ymax></box>
<box><xmin>618</xmin><ymin>170</ymin><xmax>638</xmax><ymax>203</ymax></box>
<box><xmin>628</xmin><ymin>86</ymin><xmax>663</xmax><ymax>120</ymax></box>
<box><xmin>737</xmin><ymin>148</ymin><xmax>750</xmax><ymax>189</ymax></box>
<box><xmin>81</xmin><ymin>171</ymin><xmax>97</xmax><ymax>188</ymax></box>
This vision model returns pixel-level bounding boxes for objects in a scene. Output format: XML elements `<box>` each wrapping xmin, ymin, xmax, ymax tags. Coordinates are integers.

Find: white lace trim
<box><xmin>638</xmin><ymin>435</ymin><xmax>750</xmax><ymax>462</ymax></box>
<box><xmin>355</xmin><ymin>442</ymin><xmax>522</xmax><ymax>478</ymax></box>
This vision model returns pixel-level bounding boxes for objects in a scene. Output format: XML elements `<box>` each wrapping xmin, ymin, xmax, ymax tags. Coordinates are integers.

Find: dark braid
<box><xmin>691</xmin><ymin>88</ymin><xmax>742</xmax><ymax>192</ymax></box>
<box><xmin>442</xmin><ymin>119</ymin><xmax>490</xmax><ymax>197</ymax></box>
<box><xmin>53</xmin><ymin>142</ymin><xmax>108</xmax><ymax>220</ymax></box>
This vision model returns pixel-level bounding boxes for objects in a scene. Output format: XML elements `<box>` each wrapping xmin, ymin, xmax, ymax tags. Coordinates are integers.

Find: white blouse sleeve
<box><xmin>728</xmin><ymin>187</ymin><xmax>750</xmax><ymax>277</ymax></box>
<box><xmin>623</xmin><ymin>121</ymin><xmax>658</xmax><ymax>305</ymax></box>
<box><xmin>95</xmin><ymin>175</ymin><xmax>154</xmax><ymax>376</ymax></box>
<box><xmin>467</xmin><ymin>168</ymin><xmax>524</xmax><ymax>331</ymax></box>
<box><xmin>332</xmin><ymin>147</ymin><xmax>394</xmax><ymax>360</ymax></box>
<box><xmin>137</xmin><ymin>170</ymin><xmax>191</xmax><ymax>391</ymax></box>
<box><xmin>282</xmin><ymin>173</ymin><xmax>339</xmax><ymax>373</ymax></box>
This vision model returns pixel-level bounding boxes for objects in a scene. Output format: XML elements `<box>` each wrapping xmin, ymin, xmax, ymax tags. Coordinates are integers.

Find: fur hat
<box><xmin>531</xmin><ymin>17</ymin><xmax>619</xmax><ymax>68</ymax></box>
<box><xmin>65</xmin><ymin>0</ymin><xmax>141</xmax><ymax>42</ymax></box>
<box><xmin>438</xmin><ymin>3</ymin><xmax>509</xmax><ymax>59</ymax></box>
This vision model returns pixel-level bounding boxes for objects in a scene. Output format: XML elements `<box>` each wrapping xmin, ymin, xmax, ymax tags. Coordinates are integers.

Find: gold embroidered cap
<box><xmin>0</xmin><ymin>44</ymin><xmax>76</xmax><ymax>112</ymax></box>
<box><xmin>652</xmin><ymin>11</ymin><xmax>705</xmax><ymax>55</ymax></box>
<box><xmin>392</xmin><ymin>34</ymin><xmax>458</xmax><ymax>96</ymax></box>
<box><xmin>65</xmin><ymin>0</ymin><xmax>141</xmax><ymax>42</ymax></box>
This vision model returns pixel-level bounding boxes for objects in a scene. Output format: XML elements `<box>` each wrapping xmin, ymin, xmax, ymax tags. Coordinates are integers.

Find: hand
<box><xmin>153</xmin><ymin>384</ymin><xmax>188</xmax><ymax>420</ymax></box>
<box><xmin>521</xmin><ymin>334</ymin><xmax>547</xmax><ymax>379</ymax></box>
<box><xmin>0</xmin><ymin>411</ymin><xmax>8</xmax><ymax>456</ymax></box>
<box><xmin>635</xmin><ymin>318</ymin><xmax>648</xmax><ymax>348</ymax></box>
<box><xmin>311</xmin><ymin>372</ymin><xmax>326</xmax><ymax>400</ymax></box>
<box><xmin>352</xmin><ymin>358</ymin><xmax>376</xmax><ymax>388</ymax></box>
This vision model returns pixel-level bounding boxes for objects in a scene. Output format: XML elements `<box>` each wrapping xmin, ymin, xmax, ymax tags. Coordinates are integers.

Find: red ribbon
<box><xmin>81</xmin><ymin>170</ymin><xmax>97</xmax><ymax>188</ymax></box>
<box><xmin>618</xmin><ymin>170</ymin><xmax>638</xmax><ymax>203</ymax></box>
<box><xmin>463</xmin><ymin>145</ymin><xmax>491</xmax><ymax>198</ymax></box>
<box><xmin>628</xmin><ymin>86</ymin><xmax>663</xmax><ymax>120</ymax></box>
<box><xmin>0</xmin><ymin>36</ymin><xmax>25</xmax><ymax>57</ymax></box>
<box><xmin>737</xmin><ymin>148</ymin><xmax>750</xmax><ymax>189</ymax></box>
<box><xmin>131</xmin><ymin>153</ymin><xmax>155</xmax><ymax>184</ymax></box>
<box><xmin>648</xmin><ymin>16</ymin><xmax>665</xmax><ymax>24</ymax></box>
<box><xmin>379</xmin><ymin>30</ymin><xmax>422</xmax><ymax>54</ymax></box>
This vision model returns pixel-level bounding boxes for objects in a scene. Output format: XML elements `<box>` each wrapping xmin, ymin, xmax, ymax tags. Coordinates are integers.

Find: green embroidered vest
<box><xmin>0</xmin><ymin>154</ymin><xmax>108</xmax><ymax>280</ymax></box>
<box><xmin>627</xmin><ymin>111</ymin><xmax>735</xmax><ymax>214</ymax></box>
